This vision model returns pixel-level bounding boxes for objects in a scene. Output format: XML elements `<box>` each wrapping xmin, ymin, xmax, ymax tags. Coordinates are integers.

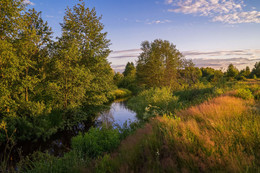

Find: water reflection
<box><xmin>96</xmin><ymin>100</ymin><xmax>137</xmax><ymax>128</ymax></box>
<box><xmin>4</xmin><ymin>99</ymin><xmax>137</xmax><ymax>169</ymax></box>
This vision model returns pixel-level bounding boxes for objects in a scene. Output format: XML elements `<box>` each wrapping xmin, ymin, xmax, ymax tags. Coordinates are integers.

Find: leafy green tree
<box><xmin>123</xmin><ymin>62</ymin><xmax>136</xmax><ymax>77</ymax></box>
<box><xmin>251</xmin><ymin>62</ymin><xmax>260</xmax><ymax>78</ymax></box>
<box><xmin>113</xmin><ymin>72</ymin><xmax>123</xmax><ymax>86</ymax></box>
<box><xmin>0</xmin><ymin>0</ymin><xmax>24</xmax><ymax>114</ymax></box>
<box><xmin>55</xmin><ymin>1</ymin><xmax>114</xmax><ymax>107</ymax></box>
<box><xmin>136</xmin><ymin>39</ymin><xmax>185</xmax><ymax>88</ymax></box>
<box><xmin>52</xmin><ymin>39</ymin><xmax>91</xmax><ymax>109</ymax></box>
<box><xmin>0</xmin><ymin>0</ymin><xmax>23</xmax><ymax>40</ymax></box>
<box><xmin>179</xmin><ymin>66</ymin><xmax>202</xmax><ymax>86</ymax></box>
<box><xmin>226</xmin><ymin>64</ymin><xmax>239</xmax><ymax>80</ymax></box>
<box><xmin>201</xmin><ymin>67</ymin><xmax>215</xmax><ymax>82</ymax></box>
<box><xmin>238</xmin><ymin>66</ymin><xmax>250</xmax><ymax>80</ymax></box>
<box><xmin>15</xmin><ymin>9</ymin><xmax>53</xmax><ymax>103</ymax></box>
<box><xmin>211</xmin><ymin>70</ymin><xmax>224</xmax><ymax>83</ymax></box>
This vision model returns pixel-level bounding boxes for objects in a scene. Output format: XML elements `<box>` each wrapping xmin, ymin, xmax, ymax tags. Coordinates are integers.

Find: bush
<box><xmin>127</xmin><ymin>87</ymin><xmax>179</xmax><ymax>118</ymax></box>
<box><xmin>253</xmin><ymin>90</ymin><xmax>260</xmax><ymax>100</ymax></box>
<box><xmin>71</xmin><ymin>126</ymin><xmax>120</xmax><ymax>158</ymax></box>
<box><xmin>235</xmin><ymin>88</ymin><xmax>254</xmax><ymax>100</ymax></box>
<box><xmin>107</xmin><ymin>89</ymin><xmax>132</xmax><ymax>101</ymax></box>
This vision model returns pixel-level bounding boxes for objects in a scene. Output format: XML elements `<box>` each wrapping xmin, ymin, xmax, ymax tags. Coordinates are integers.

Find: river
<box><xmin>4</xmin><ymin>99</ymin><xmax>137</xmax><ymax>169</ymax></box>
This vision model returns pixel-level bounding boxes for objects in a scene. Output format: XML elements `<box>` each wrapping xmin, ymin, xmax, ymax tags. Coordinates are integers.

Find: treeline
<box><xmin>114</xmin><ymin>39</ymin><xmax>260</xmax><ymax>92</ymax></box>
<box><xmin>0</xmin><ymin>1</ymin><xmax>114</xmax><ymax>141</ymax></box>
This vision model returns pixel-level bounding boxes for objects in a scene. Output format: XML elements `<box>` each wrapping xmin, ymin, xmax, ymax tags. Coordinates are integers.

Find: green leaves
<box><xmin>136</xmin><ymin>39</ymin><xmax>185</xmax><ymax>88</ymax></box>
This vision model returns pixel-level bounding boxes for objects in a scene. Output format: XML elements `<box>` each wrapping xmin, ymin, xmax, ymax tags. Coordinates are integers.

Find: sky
<box><xmin>25</xmin><ymin>0</ymin><xmax>260</xmax><ymax>72</ymax></box>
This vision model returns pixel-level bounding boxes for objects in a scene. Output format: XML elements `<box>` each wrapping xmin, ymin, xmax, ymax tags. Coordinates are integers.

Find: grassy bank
<box><xmin>90</xmin><ymin>96</ymin><xmax>259</xmax><ymax>172</ymax></box>
<box><xmin>15</xmin><ymin>83</ymin><xmax>260</xmax><ymax>172</ymax></box>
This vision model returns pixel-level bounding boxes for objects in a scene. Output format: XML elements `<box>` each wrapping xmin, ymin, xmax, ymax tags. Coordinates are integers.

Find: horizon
<box><xmin>26</xmin><ymin>0</ymin><xmax>260</xmax><ymax>71</ymax></box>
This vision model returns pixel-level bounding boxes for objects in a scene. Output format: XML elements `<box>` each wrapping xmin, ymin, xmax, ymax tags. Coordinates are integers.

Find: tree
<box><xmin>113</xmin><ymin>72</ymin><xmax>123</xmax><ymax>86</ymax></box>
<box><xmin>0</xmin><ymin>0</ymin><xmax>24</xmax><ymax>114</ymax></box>
<box><xmin>136</xmin><ymin>39</ymin><xmax>185</xmax><ymax>88</ymax></box>
<box><xmin>179</xmin><ymin>66</ymin><xmax>202</xmax><ymax>86</ymax></box>
<box><xmin>251</xmin><ymin>62</ymin><xmax>260</xmax><ymax>78</ymax></box>
<box><xmin>123</xmin><ymin>62</ymin><xmax>136</xmax><ymax>77</ymax></box>
<box><xmin>54</xmin><ymin>1</ymin><xmax>114</xmax><ymax>108</ymax></box>
<box><xmin>15</xmin><ymin>9</ymin><xmax>53</xmax><ymax>103</ymax></box>
<box><xmin>226</xmin><ymin>64</ymin><xmax>239</xmax><ymax>79</ymax></box>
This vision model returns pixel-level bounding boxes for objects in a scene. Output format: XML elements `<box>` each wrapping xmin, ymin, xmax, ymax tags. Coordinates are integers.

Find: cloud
<box><xmin>213</xmin><ymin>11</ymin><xmax>260</xmax><ymax>24</ymax></box>
<box><xmin>182</xmin><ymin>49</ymin><xmax>258</xmax><ymax>57</ymax></box>
<box><xmin>135</xmin><ymin>19</ymin><xmax>172</xmax><ymax>25</ymax></box>
<box><xmin>23</xmin><ymin>0</ymin><xmax>35</xmax><ymax>5</ymax></box>
<box><xmin>166</xmin><ymin>0</ymin><xmax>260</xmax><ymax>24</ymax></box>
<box><xmin>167</xmin><ymin>0</ymin><xmax>242</xmax><ymax>16</ymax></box>
<box><xmin>108</xmin><ymin>48</ymin><xmax>260</xmax><ymax>71</ymax></box>
<box><xmin>192</xmin><ymin>57</ymin><xmax>260</xmax><ymax>70</ymax></box>
<box><xmin>146</xmin><ymin>19</ymin><xmax>172</xmax><ymax>24</ymax></box>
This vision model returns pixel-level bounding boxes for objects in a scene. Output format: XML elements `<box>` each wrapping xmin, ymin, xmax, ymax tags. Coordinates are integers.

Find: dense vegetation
<box><xmin>1</xmin><ymin>0</ymin><xmax>260</xmax><ymax>172</ymax></box>
<box><xmin>0</xmin><ymin>0</ymin><xmax>116</xmax><ymax>143</ymax></box>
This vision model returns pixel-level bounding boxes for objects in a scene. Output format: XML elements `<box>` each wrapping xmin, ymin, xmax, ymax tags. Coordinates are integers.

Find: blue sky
<box><xmin>26</xmin><ymin>0</ymin><xmax>260</xmax><ymax>71</ymax></box>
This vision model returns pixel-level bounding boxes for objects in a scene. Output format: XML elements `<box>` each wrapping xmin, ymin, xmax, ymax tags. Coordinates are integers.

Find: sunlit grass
<box><xmin>92</xmin><ymin>96</ymin><xmax>260</xmax><ymax>172</ymax></box>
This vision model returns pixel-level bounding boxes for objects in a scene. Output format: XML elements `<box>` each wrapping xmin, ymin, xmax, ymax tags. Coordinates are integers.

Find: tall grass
<box><xmin>91</xmin><ymin>96</ymin><xmax>260</xmax><ymax>172</ymax></box>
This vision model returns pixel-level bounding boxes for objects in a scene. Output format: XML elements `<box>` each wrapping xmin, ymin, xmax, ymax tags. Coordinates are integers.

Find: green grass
<box><xmin>18</xmin><ymin>82</ymin><xmax>260</xmax><ymax>172</ymax></box>
<box><xmin>90</xmin><ymin>96</ymin><xmax>260</xmax><ymax>172</ymax></box>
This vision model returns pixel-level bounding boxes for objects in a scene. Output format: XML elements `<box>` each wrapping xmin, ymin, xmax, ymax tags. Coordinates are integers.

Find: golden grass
<box><xmin>91</xmin><ymin>96</ymin><xmax>260</xmax><ymax>172</ymax></box>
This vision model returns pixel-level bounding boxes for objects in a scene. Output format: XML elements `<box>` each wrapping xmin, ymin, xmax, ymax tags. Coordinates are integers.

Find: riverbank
<box><xmin>14</xmin><ymin>82</ymin><xmax>260</xmax><ymax>172</ymax></box>
<box><xmin>0</xmin><ymin>90</ymin><xmax>134</xmax><ymax>172</ymax></box>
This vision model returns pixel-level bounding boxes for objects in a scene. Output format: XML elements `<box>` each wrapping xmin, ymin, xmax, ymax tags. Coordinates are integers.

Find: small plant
<box><xmin>0</xmin><ymin>120</ymin><xmax>16</xmax><ymax>172</ymax></box>
<box><xmin>235</xmin><ymin>88</ymin><xmax>254</xmax><ymax>100</ymax></box>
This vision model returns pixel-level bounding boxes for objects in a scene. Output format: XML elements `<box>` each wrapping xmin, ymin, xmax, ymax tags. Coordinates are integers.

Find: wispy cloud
<box><xmin>146</xmin><ymin>19</ymin><xmax>172</xmax><ymax>24</ymax></box>
<box><xmin>167</xmin><ymin>0</ymin><xmax>242</xmax><ymax>16</ymax></box>
<box><xmin>23</xmin><ymin>0</ymin><xmax>35</xmax><ymax>5</ymax></box>
<box><xmin>182</xmin><ymin>49</ymin><xmax>259</xmax><ymax>57</ymax></box>
<box><xmin>166</xmin><ymin>0</ymin><xmax>260</xmax><ymax>24</ymax></box>
<box><xmin>213</xmin><ymin>11</ymin><xmax>260</xmax><ymax>24</ymax></box>
<box><xmin>135</xmin><ymin>19</ymin><xmax>172</xmax><ymax>25</ymax></box>
<box><xmin>192</xmin><ymin>57</ymin><xmax>260</xmax><ymax>70</ymax></box>
<box><xmin>108</xmin><ymin>48</ymin><xmax>260</xmax><ymax>71</ymax></box>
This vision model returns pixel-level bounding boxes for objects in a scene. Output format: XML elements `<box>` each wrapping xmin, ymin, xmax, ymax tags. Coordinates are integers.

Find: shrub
<box><xmin>107</xmin><ymin>89</ymin><xmax>132</xmax><ymax>100</ymax></box>
<box><xmin>71</xmin><ymin>126</ymin><xmax>120</xmax><ymax>158</ymax></box>
<box><xmin>127</xmin><ymin>87</ymin><xmax>179</xmax><ymax>117</ymax></box>
<box><xmin>235</xmin><ymin>88</ymin><xmax>254</xmax><ymax>100</ymax></box>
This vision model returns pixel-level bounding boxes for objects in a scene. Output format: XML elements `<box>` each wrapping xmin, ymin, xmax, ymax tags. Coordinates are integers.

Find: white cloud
<box><xmin>108</xmin><ymin>48</ymin><xmax>260</xmax><ymax>71</ymax></box>
<box><xmin>23</xmin><ymin>0</ymin><xmax>35</xmax><ymax>5</ymax></box>
<box><xmin>166</xmin><ymin>0</ymin><xmax>260</xmax><ymax>24</ymax></box>
<box><xmin>213</xmin><ymin>11</ymin><xmax>260</xmax><ymax>24</ymax></box>
<box><xmin>168</xmin><ymin>0</ymin><xmax>242</xmax><ymax>16</ymax></box>
<box><xmin>135</xmin><ymin>19</ymin><xmax>172</xmax><ymax>24</ymax></box>
<box><xmin>146</xmin><ymin>19</ymin><xmax>172</xmax><ymax>24</ymax></box>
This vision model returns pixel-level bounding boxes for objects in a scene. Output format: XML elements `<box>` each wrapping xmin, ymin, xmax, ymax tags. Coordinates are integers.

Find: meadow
<box><xmin>9</xmin><ymin>81</ymin><xmax>259</xmax><ymax>173</ymax></box>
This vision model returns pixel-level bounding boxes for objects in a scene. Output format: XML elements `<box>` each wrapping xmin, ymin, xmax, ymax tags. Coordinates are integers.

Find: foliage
<box><xmin>136</xmin><ymin>39</ymin><xmax>186</xmax><ymax>88</ymax></box>
<box><xmin>235</xmin><ymin>88</ymin><xmax>254</xmax><ymax>100</ymax></box>
<box><xmin>251</xmin><ymin>62</ymin><xmax>260</xmax><ymax>78</ymax></box>
<box><xmin>226</xmin><ymin>63</ymin><xmax>239</xmax><ymax>80</ymax></box>
<box><xmin>123</xmin><ymin>62</ymin><xmax>136</xmax><ymax>77</ymax></box>
<box><xmin>107</xmin><ymin>89</ymin><xmax>132</xmax><ymax>101</ymax></box>
<box><xmin>128</xmin><ymin>87</ymin><xmax>179</xmax><ymax>118</ymax></box>
<box><xmin>179</xmin><ymin>66</ymin><xmax>202</xmax><ymax>86</ymax></box>
<box><xmin>113</xmin><ymin>72</ymin><xmax>123</xmax><ymax>86</ymax></box>
<box><xmin>71</xmin><ymin>126</ymin><xmax>120</xmax><ymax>158</ymax></box>
<box><xmin>91</xmin><ymin>96</ymin><xmax>260</xmax><ymax>172</ymax></box>
<box><xmin>0</xmin><ymin>120</ymin><xmax>16</xmax><ymax>172</ymax></box>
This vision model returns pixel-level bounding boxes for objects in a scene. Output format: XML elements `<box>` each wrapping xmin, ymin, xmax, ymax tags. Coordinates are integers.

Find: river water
<box><xmin>95</xmin><ymin>99</ymin><xmax>138</xmax><ymax>128</ymax></box>
<box><xmin>4</xmin><ymin>99</ymin><xmax>137</xmax><ymax>168</ymax></box>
